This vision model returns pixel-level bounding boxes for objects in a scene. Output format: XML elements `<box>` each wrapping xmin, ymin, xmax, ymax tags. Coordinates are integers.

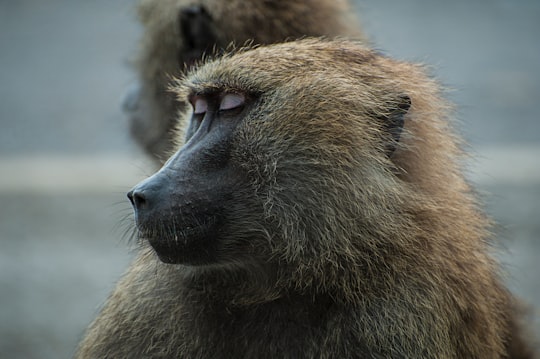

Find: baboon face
<box><xmin>128</xmin><ymin>40</ymin><xmax>410</xmax><ymax>266</ymax></box>
<box><xmin>127</xmin><ymin>90</ymin><xmax>259</xmax><ymax>265</ymax></box>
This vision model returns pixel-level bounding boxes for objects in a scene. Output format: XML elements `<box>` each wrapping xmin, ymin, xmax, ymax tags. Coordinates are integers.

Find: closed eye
<box><xmin>219</xmin><ymin>93</ymin><xmax>245</xmax><ymax>112</ymax></box>
<box><xmin>192</xmin><ymin>97</ymin><xmax>208</xmax><ymax>115</ymax></box>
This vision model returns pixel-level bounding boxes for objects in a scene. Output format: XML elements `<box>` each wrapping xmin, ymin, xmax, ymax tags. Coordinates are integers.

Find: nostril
<box><xmin>127</xmin><ymin>190</ymin><xmax>148</xmax><ymax>210</ymax></box>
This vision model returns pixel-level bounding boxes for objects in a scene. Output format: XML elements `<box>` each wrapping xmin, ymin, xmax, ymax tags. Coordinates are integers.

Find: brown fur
<box><xmin>78</xmin><ymin>39</ymin><xmax>536</xmax><ymax>358</ymax></box>
<box><xmin>129</xmin><ymin>0</ymin><xmax>362</xmax><ymax>163</ymax></box>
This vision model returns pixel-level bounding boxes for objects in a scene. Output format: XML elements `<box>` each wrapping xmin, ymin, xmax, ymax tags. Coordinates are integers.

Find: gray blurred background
<box><xmin>0</xmin><ymin>0</ymin><xmax>538</xmax><ymax>358</ymax></box>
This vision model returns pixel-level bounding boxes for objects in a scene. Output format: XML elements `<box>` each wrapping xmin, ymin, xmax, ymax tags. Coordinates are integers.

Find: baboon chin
<box><xmin>124</xmin><ymin>0</ymin><xmax>363</xmax><ymax>164</ymax></box>
<box><xmin>78</xmin><ymin>39</ymin><xmax>537</xmax><ymax>359</ymax></box>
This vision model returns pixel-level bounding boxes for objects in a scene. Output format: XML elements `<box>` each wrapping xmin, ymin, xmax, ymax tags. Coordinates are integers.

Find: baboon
<box><xmin>78</xmin><ymin>39</ymin><xmax>536</xmax><ymax>358</ymax></box>
<box><xmin>124</xmin><ymin>0</ymin><xmax>362</xmax><ymax>164</ymax></box>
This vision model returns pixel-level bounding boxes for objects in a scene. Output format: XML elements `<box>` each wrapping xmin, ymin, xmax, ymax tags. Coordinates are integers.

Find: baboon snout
<box><xmin>127</xmin><ymin>175</ymin><xmax>167</xmax><ymax>226</ymax></box>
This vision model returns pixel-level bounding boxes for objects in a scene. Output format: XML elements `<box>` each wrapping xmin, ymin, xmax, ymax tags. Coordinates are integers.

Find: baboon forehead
<box><xmin>230</xmin><ymin>39</ymin><xmax>377</xmax><ymax>73</ymax></box>
<box><xmin>183</xmin><ymin>39</ymin><xmax>384</xmax><ymax>93</ymax></box>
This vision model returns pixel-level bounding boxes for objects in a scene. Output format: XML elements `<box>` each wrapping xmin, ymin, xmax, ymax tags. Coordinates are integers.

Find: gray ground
<box><xmin>0</xmin><ymin>0</ymin><xmax>539</xmax><ymax>358</ymax></box>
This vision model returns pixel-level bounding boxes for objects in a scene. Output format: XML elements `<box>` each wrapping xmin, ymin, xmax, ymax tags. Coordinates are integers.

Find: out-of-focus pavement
<box><xmin>0</xmin><ymin>0</ymin><xmax>539</xmax><ymax>358</ymax></box>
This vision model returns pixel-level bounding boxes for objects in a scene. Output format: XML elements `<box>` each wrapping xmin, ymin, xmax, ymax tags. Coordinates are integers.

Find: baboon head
<box><xmin>126</xmin><ymin>39</ymin><xmax>456</xmax><ymax>297</ymax></box>
<box><xmin>124</xmin><ymin>0</ymin><xmax>362</xmax><ymax>162</ymax></box>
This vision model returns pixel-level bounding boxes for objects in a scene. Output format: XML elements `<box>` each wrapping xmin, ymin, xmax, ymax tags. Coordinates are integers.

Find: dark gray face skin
<box><xmin>127</xmin><ymin>92</ymin><xmax>250</xmax><ymax>265</ymax></box>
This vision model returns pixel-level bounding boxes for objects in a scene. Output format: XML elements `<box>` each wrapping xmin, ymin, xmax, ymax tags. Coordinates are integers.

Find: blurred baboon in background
<box><xmin>78</xmin><ymin>39</ymin><xmax>536</xmax><ymax>358</ymax></box>
<box><xmin>123</xmin><ymin>0</ymin><xmax>363</xmax><ymax>164</ymax></box>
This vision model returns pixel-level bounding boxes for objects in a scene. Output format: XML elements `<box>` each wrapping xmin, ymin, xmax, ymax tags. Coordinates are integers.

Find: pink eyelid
<box><xmin>193</xmin><ymin>97</ymin><xmax>208</xmax><ymax>115</ymax></box>
<box><xmin>219</xmin><ymin>93</ymin><xmax>245</xmax><ymax>111</ymax></box>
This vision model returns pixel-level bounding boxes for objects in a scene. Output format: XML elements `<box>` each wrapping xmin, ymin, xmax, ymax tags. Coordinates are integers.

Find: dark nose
<box><xmin>127</xmin><ymin>182</ymin><xmax>158</xmax><ymax>222</ymax></box>
<box><xmin>127</xmin><ymin>173</ymin><xmax>169</xmax><ymax>225</ymax></box>
<box><xmin>127</xmin><ymin>188</ymin><xmax>148</xmax><ymax>211</ymax></box>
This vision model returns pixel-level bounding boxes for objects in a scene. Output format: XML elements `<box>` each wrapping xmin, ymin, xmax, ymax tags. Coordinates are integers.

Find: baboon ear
<box><xmin>383</xmin><ymin>95</ymin><xmax>411</xmax><ymax>155</ymax></box>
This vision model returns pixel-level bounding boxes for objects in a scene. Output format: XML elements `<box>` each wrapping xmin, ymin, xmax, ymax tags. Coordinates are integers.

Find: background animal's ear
<box><xmin>383</xmin><ymin>95</ymin><xmax>411</xmax><ymax>155</ymax></box>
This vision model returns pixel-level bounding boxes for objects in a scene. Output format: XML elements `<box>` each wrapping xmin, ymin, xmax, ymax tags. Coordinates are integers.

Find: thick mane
<box><xmin>78</xmin><ymin>39</ymin><xmax>535</xmax><ymax>359</ymax></box>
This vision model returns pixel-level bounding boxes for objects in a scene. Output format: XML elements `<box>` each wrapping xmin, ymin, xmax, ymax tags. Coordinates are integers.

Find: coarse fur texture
<box><xmin>78</xmin><ymin>39</ymin><xmax>537</xmax><ymax>358</ymax></box>
<box><xmin>126</xmin><ymin>0</ymin><xmax>363</xmax><ymax>164</ymax></box>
